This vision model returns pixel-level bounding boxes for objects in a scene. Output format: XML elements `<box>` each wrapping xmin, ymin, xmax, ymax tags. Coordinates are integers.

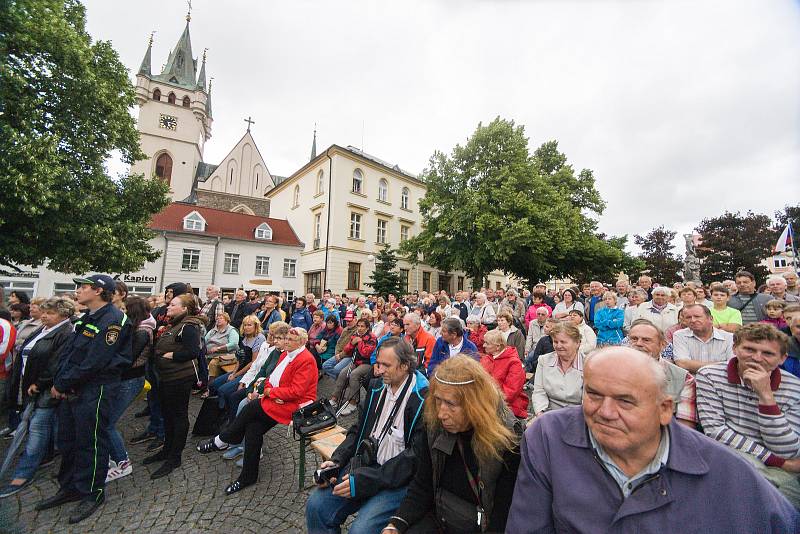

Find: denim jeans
<box><xmin>13</xmin><ymin>406</ymin><xmax>55</xmax><ymax>480</ymax></box>
<box><xmin>210</xmin><ymin>373</ymin><xmax>242</xmax><ymax>410</ymax></box>
<box><xmin>147</xmin><ymin>385</ymin><xmax>164</xmax><ymax>439</ymax></box>
<box><xmin>107</xmin><ymin>377</ymin><xmax>145</xmax><ymax>462</ymax></box>
<box><xmin>306</xmin><ymin>483</ymin><xmax>407</xmax><ymax>534</ymax></box>
<box><xmin>322</xmin><ymin>357</ymin><xmax>351</xmax><ymax>380</ymax></box>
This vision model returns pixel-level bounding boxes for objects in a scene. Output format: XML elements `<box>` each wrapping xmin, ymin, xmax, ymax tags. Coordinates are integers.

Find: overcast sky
<box><xmin>84</xmin><ymin>0</ymin><xmax>800</xmax><ymax>253</ymax></box>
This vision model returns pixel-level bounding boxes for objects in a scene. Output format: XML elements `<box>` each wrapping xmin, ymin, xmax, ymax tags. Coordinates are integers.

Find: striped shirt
<box><xmin>696</xmin><ymin>358</ymin><xmax>800</xmax><ymax>465</ymax></box>
<box><xmin>672</xmin><ymin>327</ymin><xmax>734</xmax><ymax>364</ymax></box>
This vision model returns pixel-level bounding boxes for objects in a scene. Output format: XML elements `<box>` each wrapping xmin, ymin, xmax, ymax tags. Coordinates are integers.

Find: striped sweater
<box><xmin>696</xmin><ymin>358</ymin><xmax>800</xmax><ymax>467</ymax></box>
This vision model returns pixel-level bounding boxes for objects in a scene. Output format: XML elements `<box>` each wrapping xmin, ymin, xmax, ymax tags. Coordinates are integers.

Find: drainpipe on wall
<box><xmin>211</xmin><ymin>236</ymin><xmax>221</xmax><ymax>284</ymax></box>
<box><xmin>159</xmin><ymin>231</ymin><xmax>169</xmax><ymax>293</ymax></box>
<box><xmin>323</xmin><ymin>148</ymin><xmax>333</xmax><ymax>291</ymax></box>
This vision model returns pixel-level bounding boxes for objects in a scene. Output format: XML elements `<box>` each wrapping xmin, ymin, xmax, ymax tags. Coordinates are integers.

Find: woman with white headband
<box><xmin>380</xmin><ymin>355</ymin><xmax>522</xmax><ymax>534</ymax></box>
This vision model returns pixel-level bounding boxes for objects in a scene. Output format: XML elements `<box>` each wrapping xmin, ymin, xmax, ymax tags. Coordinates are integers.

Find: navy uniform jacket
<box><xmin>55</xmin><ymin>302</ymin><xmax>132</xmax><ymax>392</ymax></box>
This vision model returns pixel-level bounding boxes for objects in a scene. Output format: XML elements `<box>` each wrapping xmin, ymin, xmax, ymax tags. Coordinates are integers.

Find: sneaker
<box><xmin>222</xmin><ymin>446</ymin><xmax>244</xmax><ymax>460</ymax></box>
<box><xmin>105</xmin><ymin>459</ymin><xmax>132</xmax><ymax>483</ymax></box>
<box><xmin>129</xmin><ymin>431</ymin><xmax>156</xmax><ymax>445</ymax></box>
<box><xmin>0</xmin><ymin>479</ymin><xmax>32</xmax><ymax>498</ymax></box>
<box><xmin>340</xmin><ymin>402</ymin><xmax>356</xmax><ymax>416</ymax></box>
<box><xmin>145</xmin><ymin>439</ymin><xmax>164</xmax><ymax>453</ymax></box>
<box><xmin>234</xmin><ymin>450</ymin><xmax>263</xmax><ymax>468</ymax></box>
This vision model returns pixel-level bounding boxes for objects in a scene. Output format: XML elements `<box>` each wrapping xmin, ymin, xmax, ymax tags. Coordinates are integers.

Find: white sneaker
<box><xmin>106</xmin><ymin>459</ymin><xmax>133</xmax><ymax>482</ymax></box>
<box><xmin>340</xmin><ymin>403</ymin><xmax>356</xmax><ymax>416</ymax></box>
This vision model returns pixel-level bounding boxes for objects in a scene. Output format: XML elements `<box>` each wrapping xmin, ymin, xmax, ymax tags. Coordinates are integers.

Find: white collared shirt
<box><xmin>371</xmin><ymin>374</ymin><xmax>416</xmax><ymax>465</ymax></box>
<box><xmin>268</xmin><ymin>346</ymin><xmax>304</xmax><ymax>387</ymax></box>
<box><xmin>448</xmin><ymin>340</ymin><xmax>464</xmax><ymax>357</ymax></box>
<box><xmin>241</xmin><ymin>342</ymin><xmax>274</xmax><ymax>387</ymax></box>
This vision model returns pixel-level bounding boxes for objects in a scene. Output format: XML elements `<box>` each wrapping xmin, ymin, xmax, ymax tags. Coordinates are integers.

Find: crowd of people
<box><xmin>0</xmin><ymin>269</ymin><xmax>798</xmax><ymax>530</ymax></box>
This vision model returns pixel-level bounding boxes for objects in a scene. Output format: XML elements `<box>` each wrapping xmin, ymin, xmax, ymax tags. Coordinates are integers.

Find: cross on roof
<box><xmin>244</xmin><ymin>116</ymin><xmax>255</xmax><ymax>131</ymax></box>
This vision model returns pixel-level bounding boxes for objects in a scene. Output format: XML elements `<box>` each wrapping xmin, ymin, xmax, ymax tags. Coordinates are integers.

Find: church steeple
<box><xmin>138</xmin><ymin>32</ymin><xmax>153</xmax><ymax>76</ymax></box>
<box><xmin>196</xmin><ymin>48</ymin><xmax>207</xmax><ymax>90</ymax></box>
<box><xmin>154</xmin><ymin>17</ymin><xmax>197</xmax><ymax>88</ymax></box>
<box><xmin>310</xmin><ymin>126</ymin><xmax>317</xmax><ymax>161</ymax></box>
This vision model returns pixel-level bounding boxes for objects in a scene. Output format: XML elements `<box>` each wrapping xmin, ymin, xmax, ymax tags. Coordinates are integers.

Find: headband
<box><xmin>434</xmin><ymin>373</ymin><xmax>475</xmax><ymax>386</ymax></box>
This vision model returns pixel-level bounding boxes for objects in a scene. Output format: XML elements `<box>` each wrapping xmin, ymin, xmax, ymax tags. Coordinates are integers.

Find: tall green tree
<box><xmin>365</xmin><ymin>246</ymin><xmax>401</xmax><ymax>298</ymax></box>
<box><xmin>633</xmin><ymin>226</ymin><xmax>683</xmax><ymax>285</ymax></box>
<box><xmin>695</xmin><ymin>211</ymin><xmax>776</xmax><ymax>282</ymax></box>
<box><xmin>0</xmin><ymin>0</ymin><xmax>170</xmax><ymax>275</ymax></box>
<box><xmin>400</xmin><ymin>118</ymin><xmax>629</xmax><ymax>286</ymax></box>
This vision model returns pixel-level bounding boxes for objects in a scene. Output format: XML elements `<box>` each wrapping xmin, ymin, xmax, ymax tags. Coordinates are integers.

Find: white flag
<box><xmin>774</xmin><ymin>224</ymin><xmax>792</xmax><ymax>253</ymax></box>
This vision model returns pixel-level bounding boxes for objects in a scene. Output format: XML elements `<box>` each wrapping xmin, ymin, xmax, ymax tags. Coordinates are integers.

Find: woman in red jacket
<box><xmin>196</xmin><ymin>327</ymin><xmax>317</xmax><ymax>495</ymax></box>
<box><xmin>480</xmin><ymin>329</ymin><xmax>528</xmax><ymax>419</ymax></box>
<box><xmin>329</xmin><ymin>318</ymin><xmax>376</xmax><ymax>416</ymax></box>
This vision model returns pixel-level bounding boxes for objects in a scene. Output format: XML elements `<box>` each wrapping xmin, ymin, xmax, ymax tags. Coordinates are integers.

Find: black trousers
<box><xmin>158</xmin><ymin>377</ymin><xmax>194</xmax><ymax>463</ymax></box>
<box><xmin>225</xmin><ymin>387</ymin><xmax>249</xmax><ymax>421</ymax></box>
<box><xmin>219</xmin><ymin>400</ymin><xmax>277</xmax><ymax>484</ymax></box>
<box><xmin>57</xmin><ymin>383</ymin><xmax>116</xmax><ymax>501</ymax></box>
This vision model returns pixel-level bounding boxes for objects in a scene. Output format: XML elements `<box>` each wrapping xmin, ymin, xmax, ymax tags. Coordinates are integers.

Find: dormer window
<box><xmin>183</xmin><ymin>211</ymin><xmax>206</xmax><ymax>232</ymax></box>
<box><xmin>255</xmin><ymin>222</ymin><xmax>272</xmax><ymax>240</ymax></box>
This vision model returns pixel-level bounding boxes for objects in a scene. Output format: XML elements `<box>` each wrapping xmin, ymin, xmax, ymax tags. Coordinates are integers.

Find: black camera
<box><xmin>313</xmin><ymin>464</ymin><xmax>339</xmax><ymax>485</ymax></box>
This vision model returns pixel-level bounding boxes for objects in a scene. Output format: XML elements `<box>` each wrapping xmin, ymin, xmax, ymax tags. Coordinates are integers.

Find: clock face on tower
<box><xmin>159</xmin><ymin>114</ymin><xmax>177</xmax><ymax>131</ymax></box>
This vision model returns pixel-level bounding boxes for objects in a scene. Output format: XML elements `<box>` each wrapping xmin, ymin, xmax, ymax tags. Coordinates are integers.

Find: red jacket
<box><xmin>0</xmin><ymin>319</ymin><xmax>16</xmax><ymax>380</ymax></box>
<box><xmin>481</xmin><ymin>347</ymin><xmax>528</xmax><ymax>418</ymax></box>
<box><xmin>343</xmin><ymin>331</ymin><xmax>377</xmax><ymax>366</ymax></box>
<box><xmin>261</xmin><ymin>348</ymin><xmax>318</xmax><ymax>424</ymax></box>
<box><xmin>468</xmin><ymin>325</ymin><xmax>488</xmax><ymax>354</ymax></box>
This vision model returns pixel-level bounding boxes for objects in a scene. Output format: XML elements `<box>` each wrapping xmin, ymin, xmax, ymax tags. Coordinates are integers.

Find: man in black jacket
<box><xmin>306</xmin><ymin>337</ymin><xmax>428</xmax><ymax>534</ymax></box>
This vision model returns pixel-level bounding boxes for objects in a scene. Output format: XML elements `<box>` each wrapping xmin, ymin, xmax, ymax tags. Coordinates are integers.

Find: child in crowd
<box><xmin>709</xmin><ymin>284</ymin><xmax>742</xmax><ymax>333</ymax></box>
<box><xmin>761</xmin><ymin>299</ymin><xmax>787</xmax><ymax>330</ymax></box>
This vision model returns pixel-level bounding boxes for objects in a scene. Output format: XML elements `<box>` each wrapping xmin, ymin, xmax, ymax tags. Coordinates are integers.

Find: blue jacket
<box><xmin>331</xmin><ymin>371</ymin><xmax>429</xmax><ymax>500</ymax></box>
<box><xmin>290</xmin><ymin>307</ymin><xmax>313</xmax><ymax>331</ymax></box>
<box><xmin>507</xmin><ymin>406</ymin><xmax>799</xmax><ymax>533</ymax></box>
<box><xmin>55</xmin><ymin>303</ymin><xmax>132</xmax><ymax>392</ymax></box>
<box><xmin>427</xmin><ymin>333</ymin><xmax>478</xmax><ymax>378</ymax></box>
<box><xmin>322</xmin><ymin>307</ymin><xmax>340</xmax><ymax>322</ymax></box>
<box><xmin>594</xmin><ymin>307</ymin><xmax>625</xmax><ymax>345</ymax></box>
<box><xmin>782</xmin><ymin>336</ymin><xmax>800</xmax><ymax>379</ymax></box>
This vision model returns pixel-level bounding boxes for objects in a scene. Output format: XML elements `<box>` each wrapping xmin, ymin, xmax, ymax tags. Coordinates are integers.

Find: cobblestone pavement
<box><xmin>2</xmin><ymin>378</ymin><xmax>352</xmax><ymax>533</ymax></box>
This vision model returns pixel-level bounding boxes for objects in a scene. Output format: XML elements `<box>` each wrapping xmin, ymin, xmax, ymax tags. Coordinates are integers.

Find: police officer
<box><xmin>35</xmin><ymin>274</ymin><xmax>131</xmax><ymax>524</ymax></box>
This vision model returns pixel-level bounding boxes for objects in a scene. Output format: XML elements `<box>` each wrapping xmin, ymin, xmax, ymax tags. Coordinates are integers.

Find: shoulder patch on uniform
<box><xmin>106</xmin><ymin>325</ymin><xmax>121</xmax><ymax>345</ymax></box>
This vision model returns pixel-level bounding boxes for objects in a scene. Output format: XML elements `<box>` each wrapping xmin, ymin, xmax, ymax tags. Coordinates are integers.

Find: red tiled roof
<box><xmin>150</xmin><ymin>203</ymin><xmax>303</xmax><ymax>247</ymax></box>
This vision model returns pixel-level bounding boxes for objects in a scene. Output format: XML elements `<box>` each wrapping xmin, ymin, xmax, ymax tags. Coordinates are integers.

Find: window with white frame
<box><xmin>377</xmin><ymin>219</ymin><xmax>387</xmax><ymax>244</ymax></box>
<box><xmin>378</xmin><ymin>179</ymin><xmax>388</xmax><ymax>202</ymax></box>
<box><xmin>181</xmin><ymin>249</ymin><xmax>200</xmax><ymax>271</ymax></box>
<box><xmin>183</xmin><ymin>211</ymin><xmax>206</xmax><ymax>231</ymax></box>
<box><xmin>400</xmin><ymin>225</ymin><xmax>410</xmax><ymax>242</ymax></box>
<box><xmin>774</xmin><ymin>257</ymin><xmax>788</xmax><ymax>268</ymax></box>
<box><xmin>350</xmin><ymin>212</ymin><xmax>362</xmax><ymax>239</ymax></box>
<box><xmin>224</xmin><ymin>253</ymin><xmax>240</xmax><ymax>274</ymax></box>
<box><xmin>53</xmin><ymin>282</ymin><xmax>77</xmax><ymax>294</ymax></box>
<box><xmin>283</xmin><ymin>258</ymin><xmax>297</xmax><ymax>278</ymax></box>
<box><xmin>255</xmin><ymin>222</ymin><xmax>272</xmax><ymax>240</ymax></box>
<box><xmin>255</xmin><ymin>255</ymin><xmax>270</xmax><ymax>276</ymax></box>
<box><xmin>316</xmin><ymin>170</ymin><xmax>324</xmax><ymax>195</ymax></box>
<box><xmin>400</xmin><ymin>187</ymin><xmax>410</xmax><ymax>210</ymax></box>
<box><xmin>352</xmin><ymin>169</ymin><xmax>363</xmax><ymax>193</ymax></box>
<box><xmin>313</xmin><ymin>212</ymin><xmax>322</xmax><ymax>249</ymax></box>
<box><xmin>0</xmin><ymin>280</ymin><xmax>36</xmax><ymax>300</ymax></box>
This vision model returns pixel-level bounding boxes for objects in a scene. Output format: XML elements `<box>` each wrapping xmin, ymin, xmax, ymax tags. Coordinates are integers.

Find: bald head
<box><xmin>585</xmin><ymin>346</ymin><xmax>667</xmax><ymax>399</ymax></box>
<box><xmin>583</xmin><ymin>346</ymin><xmax>674</xmax><ymax>462</ymax></box>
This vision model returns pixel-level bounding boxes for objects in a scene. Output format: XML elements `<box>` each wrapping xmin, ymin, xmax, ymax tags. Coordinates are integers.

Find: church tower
<box><xmin>130</xmin><ymin>14</ymin><xmax>212</xmax><ymax>201</ymax></box>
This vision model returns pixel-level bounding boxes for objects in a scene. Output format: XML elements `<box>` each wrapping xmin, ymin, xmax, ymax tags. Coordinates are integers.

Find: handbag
<box><xmin>291</xmin><ymin>398</ymin><xmax>337</xmax><ymax>438</ymax></box>
<box><xmin>192</xmin><ymin>396</ymin><xmax>227</xmax><ymax>436</ymax></box>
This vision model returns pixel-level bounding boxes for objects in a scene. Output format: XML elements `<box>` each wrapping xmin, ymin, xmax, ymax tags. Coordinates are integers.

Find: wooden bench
<box><xmin>310</xmin><ymin>432</ymin><xmax>346</xmax><ymax>462</ymax></box>
<box><xmin>297</xmin><ymin>425</ymin><xmax>346</xmax><ymax>490</ymax></box>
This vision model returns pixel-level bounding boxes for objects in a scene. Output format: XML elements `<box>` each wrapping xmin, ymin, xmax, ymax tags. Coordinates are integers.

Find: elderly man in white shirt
<box><xmin>467</xmin><ymin>292</ymin><xmax>497</xmax><ymax>327</ymax></box>
<box><xmin>673</xmin><ymin>304</ymin><xmax>734</xmax><ymax>373</ymax></box>
<box><xmin>633</xmin><ymin>286</ymin><xmax>679</xmax><ymax>332</ymax></box>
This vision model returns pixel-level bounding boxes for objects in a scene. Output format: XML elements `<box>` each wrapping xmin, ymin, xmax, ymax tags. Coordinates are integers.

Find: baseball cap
<box><xmin>344</xmin><ymin>310</ymin><xmax>355</xmax><ymax>322</ymax></box>
<box><xmin>73</xmin><ymin>274</ymin><xmax>117</xmax><ymax>292</ymax></box>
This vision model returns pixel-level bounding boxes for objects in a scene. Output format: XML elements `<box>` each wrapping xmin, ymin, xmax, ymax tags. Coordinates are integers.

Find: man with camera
<box><xmin>306</xmin><ymin>337</ymin><xmax>429</xmax><ymax>534</ymax></box>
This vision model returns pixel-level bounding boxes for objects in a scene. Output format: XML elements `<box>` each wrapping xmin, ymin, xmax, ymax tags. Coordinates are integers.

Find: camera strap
<box><xmin>374</xmin><ymin>375</ymin><xmax>413</xmax><ymax>444</ymax></box>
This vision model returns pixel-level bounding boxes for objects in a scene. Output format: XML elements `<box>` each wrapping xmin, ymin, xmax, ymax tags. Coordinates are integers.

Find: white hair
<box><xmin>651</xmin><ymin>286</ymin><xmax>671</xmax><ymax>296</ymax></box>
<box><xmin>767</xmin><ymin>275</ymin><xmax>787</xmax><ymax>286</ymax></box>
